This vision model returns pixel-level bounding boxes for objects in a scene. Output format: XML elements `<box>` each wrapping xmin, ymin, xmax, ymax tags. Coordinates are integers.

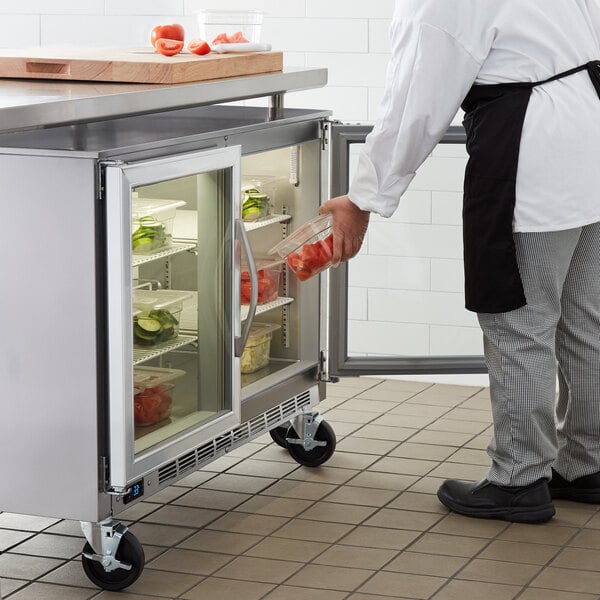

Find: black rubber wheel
<box><xmin>269</xmin><ymin>425</ymin><xmax>290</xmax><ymax>448</ymax></box>
<box><xmin>285</xmin><ymin>420</ymin><xmax>336</xmax><ymax>467</ymax></box>
<box><xmin>81</xmin><ymin>531</ymin><xmax>145</xmax><ymax>591</ymax></box>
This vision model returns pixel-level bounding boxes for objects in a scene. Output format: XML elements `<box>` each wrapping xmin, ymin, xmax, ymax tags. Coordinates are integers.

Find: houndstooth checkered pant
<box><xmin>478</xmin><ymin>221</ymin><xmax>600</xmax><ymax>487</ymax></box>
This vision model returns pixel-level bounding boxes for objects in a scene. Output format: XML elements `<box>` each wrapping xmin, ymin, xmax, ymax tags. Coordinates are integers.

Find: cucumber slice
<box><xmin>136</xmin><ymin>317</ymin><xmax>162</xmax><ymax>333</ymax></box>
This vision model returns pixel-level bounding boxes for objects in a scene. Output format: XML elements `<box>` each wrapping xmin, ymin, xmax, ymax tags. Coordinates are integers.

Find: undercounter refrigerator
<box><xmin>0</xmin><ymin>70</ymin><xmax>473</xmax><ymax>590</ymax></box>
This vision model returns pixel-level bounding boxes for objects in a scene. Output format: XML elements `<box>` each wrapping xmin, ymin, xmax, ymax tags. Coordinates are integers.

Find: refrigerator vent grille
<box><xmin>157</xmin><ymin>390</ymin><xmax>313</xmax><ymax>486</ymax></box>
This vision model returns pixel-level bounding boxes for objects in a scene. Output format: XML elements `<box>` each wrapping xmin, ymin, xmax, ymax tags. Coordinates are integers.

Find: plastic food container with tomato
<box><xmin>241</xmin><ymin>256</ymin><xmax>283</xmax><ymax>305</ymax></box>
<box><xmin>133</xmin><ymin>366</ymin><xmax>185</xmax><ymax>426</ymax></box>
<box><xmin>196</xmin><ymin>9</ymin><xmax>263</xmax><ymax>45</ymax></box>
<box><xmin>241</xmin><ymin>322</ymin><xmax>280</xmax><ymax>374</ymax></box>
<box><xmin>132</xmin><ymin>197</ymin><xmax>186</xmax><ymax>255</ymax></box>
<box><xmin>269</xmin><ymin>213</ymin><xmax>334</xmax><ymax>281</ymax></box>
<box><xmin>132</xmin><ymin>289</ymin><xmax>192</xmax><ymax>346</ymax></box>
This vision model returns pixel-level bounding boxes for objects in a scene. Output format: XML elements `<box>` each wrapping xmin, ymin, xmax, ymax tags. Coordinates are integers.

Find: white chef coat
<box><xmin>348</xmin><ymin>0</ymin><xmax>600</xmax><ymax>232</ymax></box>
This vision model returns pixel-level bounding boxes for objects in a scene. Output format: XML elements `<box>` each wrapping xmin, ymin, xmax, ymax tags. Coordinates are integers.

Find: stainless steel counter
<box><xmin>0</xmin><ymin>67</ymin><xmax>327</xmax><ymax>134</ymax></box>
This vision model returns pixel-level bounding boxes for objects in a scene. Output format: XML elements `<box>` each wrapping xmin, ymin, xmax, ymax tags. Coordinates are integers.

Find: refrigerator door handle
<box><xmin>235</xmin><ymin>218</ymin><xmax>258</xmax><ymax>356</ymax></box>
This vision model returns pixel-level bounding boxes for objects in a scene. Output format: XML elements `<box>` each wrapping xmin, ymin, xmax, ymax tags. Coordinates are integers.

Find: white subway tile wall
<box><xmin>0</xmin><ymin>0</ymin><xmax>482</xmax><ymax>360</ymax></box>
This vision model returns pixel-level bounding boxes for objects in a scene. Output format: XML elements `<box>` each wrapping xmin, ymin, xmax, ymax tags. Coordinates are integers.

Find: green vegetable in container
<box><xmin>242</xmin><ymin>187</ymin><xmax>270</xmax><ymax>222</ymax></box>
<box><xmin>132</xmin><ymin>216</ymin><xmax>169</xmax><ymax>252</ymax></box>
<box><xmin>134</xmin><ymin>308</ymin><xmax>179</xmax><ymax>345</ymax></box>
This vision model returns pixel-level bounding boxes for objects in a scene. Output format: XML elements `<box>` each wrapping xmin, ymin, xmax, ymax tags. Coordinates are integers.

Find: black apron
<box><xmin>461</xmin><ymin>60</ymin><xmax>600</xmax><ymax>313</ymax></box>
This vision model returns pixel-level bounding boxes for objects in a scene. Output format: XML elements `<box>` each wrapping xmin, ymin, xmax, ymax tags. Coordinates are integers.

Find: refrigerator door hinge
<box><xmin>97</xmin><ymin>160</ymin><xmax>125</xmax><ymax>200</ymax></box>
<box><xmin>318</xmin><ymin>350</ymin><xmax>339</xmax><ymax>383</ymax></box>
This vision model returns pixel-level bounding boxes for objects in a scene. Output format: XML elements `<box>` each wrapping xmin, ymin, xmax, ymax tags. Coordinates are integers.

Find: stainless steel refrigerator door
<box><xmin>326</xmin><ymin>123</ymin><xmax>486</xmax><ymax>377</ymax></box>
<box><xmin>105</xmin><ymin>146</ymin><xmax>243</xmax><ymax>489</ymax></box>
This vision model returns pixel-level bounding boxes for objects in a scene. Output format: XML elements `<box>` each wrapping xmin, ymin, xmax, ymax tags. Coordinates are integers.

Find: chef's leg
<box><xmin>553</xmin><ymin>221</ymin><xmax>600</xmax><ymax>480</ymax></box>
<box><xmin>478</xmin><ymin>228</ymin><xmax>581</xmax><ymax>486</ymax></box>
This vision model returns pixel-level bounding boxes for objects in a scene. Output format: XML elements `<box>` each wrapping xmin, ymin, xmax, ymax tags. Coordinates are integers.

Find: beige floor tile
<box><xmin>446</xmin><ymin>447</ymin><xmax>490</xmax><ymax>465</ymax></box>
<box><xmin>181</xmin><ymin>577</ymin><xmax>275</xmax><ymax>600</ymax></box>
<box><xmin>178</xmin><ymin>529</ymin><xmax>262</xmax><ymax>554</ymax></box>
<box><xmin>530</xmin><ymin>566</ymin><xmax>600</xmax><ymax>594</ymax></box>
<box><xmin>173</xmin><ymin>487</ymin><xmax>252</xmax><ymax>510</ymax></box>
<box><xmin>140</xmin><ymin>504</ymin><xmax>223</xmax><ymax>529</ymax></box>
<box><xmin>404</xmin><ymin>395</ymin><xmax>465</xmax><ymax>408</ymax></box>
<box><xmin>518</xmin><ymin>588</ymin><xmax>598</xmax><ymax>599</ymax></box>
<box><xmin>430</xmin><ymin>579</ymin><xmax>521</xmax><ymax>599</ymax></box>
<box><xmin>407</xmin><ymin>533</ymin><xmax>489</xmax><ymax>557</ymax></box>
<box><xmin>172</xmin><ymin>470</ymin><xmax>217</xmax><ymax>488</ymax></box>
<box><xmin>42</xmin><ymin>521</ymin><xmax>84</xmax><ymax>538</ymax></box>
<box><xmin>325</xmin><ymin>486</ymin><xmax>399</xmax><ymax>507</ymax></box>
<box><xmin>206</xmin><ymin>512</ymin><xmax>288</xmax><ymax>536</ymax></box>
<box><xmin>347</xmin><ymin>595</ymin><xmax>417</xmax><ymax>600</ymax></box>
<box><xmin>353</xmin><ymin>425</ymin><xmax>417</xmax><ymax>442</ymax></box>
<box><xmin>200</xmin><ymin>473</ymin><xmax>276</xmax><ymax>494</ymax></box>
<box><xmin>137</xmin><ymin>485</ymin><xmax>188</xmax><ymax>505</ymax></box>
<box><xmin>456</xmin><ymin>558</ymin><xmax>541</xmax><ymax>585</ymax></box>
<box><xmin>262</xmin><ymin>480</ymin><xmax>337</xmax><ymax>500</ymax></box>
<box><xmin>323</xmin><ymin>451</ymin><xmax>380</xmax><ymax>470</ymax></box>
<box><xmin>427</xmin><ymin>462</ymin><xmax>488</xmax><ymax>480</ymax></box>
<box><xmin>324</xmin><ymin>408</ymin><xmax>381</xmax><ymax>424</ymax></box>
<box><xmin>227</xmin><ymin>459</ymin><xmax>299</xmax><ymax>478</ymax></box>
<box><xmin>349</xmin><ymin>472</ymin><xmax>419</xmax><ymax>492</ymax></box>
<box><xmin>127</xmin><ymin>522</ymin><xmax>195</xmax><ymax>547</ymax></box>
<box><xmin>550</xmin><ymin>546</ymin><xmax>600</xmax><ymax>571</ymax></box>
<box><xmin>338</xmin><ymin>376</ymin><xmax>386</xmax><ymax>390</ymax></box>
<box><xmin>243</xmin><ymin>537</ymin><xmax>329</xmax><ymax>563</ymax></box>
<box><xmin>5</xmin><ymin>582</ymin><xmax>97</xmax><ymax>600</ymax></box>
<box><xmin>431</xmin><ymin>514</ymin><xmax>509</xmax><ymax>538</ymax></box>
<box><xmin>407</xmin><ymin>430</ymin><xmax>474</xmax><ymax>447</ymax></box>
<box><xmin>368</xmin><ymin>379</ymin><xmax>431</xmax><ymax>393</ymax></box>
<box><xmin>386</xmin><ymin>491</ymin><xmax>447</xmax><ymax>514</ymax></box>
<box><xmin>284</xmin><ymin>466</ymin><xmax>359</xmax><ymax>485</ymax></box>
<box><xmin>0</xmin><ymin>553</ymin><xmax>64</xmax><ymax>580</ymax></box>
<box><xmin>478</xmin><ymin>540</ymin><xmax>561</xmax><ymax>565</ymax></box>
<box><xmin>115</xmin><ymin>502</ymin><xmax>160</xmax><ymax>522</ymax></box>
<box><xmin>499</xmin><ymin>523</ymin><xmax>577</xmax><ymax>546</ymax></box>
<box><xmin>389</xmin><ymin>442</ymin><xmax>456</xmax><ymax>461</ymax></box>
<box><xmin>581</xmin><ymin>511</ymin><xmax>600</xmax><ymax>529</ymax></box>
<box><xmin>262</xmin><ymin>585</ymin><xmax>348</xmax><ymax>599</ymax></box>
<box><xmin>0</xmin><ymin>529</ymin><xmax>34</xmax><ymax>552</ymax></box>
<box><xmin>146</xmin><ymin>547</ymin><xmax>232</xmax><ymax>575</ymax></box>
<box><xmin>39</xmin><ymin>560</ymin><xmax>96</xmax><ymax>588</ymax></box>
<box><xmin>125</xmin><ymin>567</ymin><xmax>201</xmax><ymax>597</ymax></box>
<box><xmin>0</xmin><ymin>578</ymin><xmax>28</xmax><ymax>596</ymax></box>
<box><xmin>370</xmin><ymin>414</ymin><xmax>439</xmax><ymax>429</ymax></box>
<box><xmin>272</xmin><ymin>519</ymin><xmax>353</xmax><ymax>543</ymax></box>
<box><xmin>406</xmin><ymin>476</ymin><xmax>448</xmax><ymax>495</ymax></box>
<box><xmin>389</xmin><ymin>403</ymin><xmax>450</xmax><ymax>418</ymax></box>
<box><xmin>198</xmin><ymin>455</ymin><xmax>244</xmax><ymax>472</ymax></box>
<box><xmin>338</xmin><ymin>526</ymin><xmax>420</xmax><ymax>551</ymax></box>
<box><xmin>339</xmin><ymin>398</ymin><xmax>399</xmax><ymax>413</ymax></box>
<box><xmin>298</xmin><ymin>502</ymin><xmax>377</xmax><ymax>525</ymax></box>
<box><xmin>383</xmin><ymin>551</ymin><xmax>468</xmax><ymax>577</ymax></box>
<box><xmin>549</xmin><ymin>505</ymin><xmax>597</xmax><ymax>528</ymax></box>
<box><xmin>319</xmin><ymin>396</ymin><xmax>351</xmax><ymax>410</ymax></box>
<box><xmin>363</xmin><ymin>508</ymin><xmax>443</xmax><ymax>532</ymax></box>
<box><xmin>357</xmin><ymin>571</ymin><xmax>446</xmax><ymax>599</ymax></box>
<box><xmin>234</xmin><ymin>495</ymin><xmax>314</xmax><ymax>518</ymax></box>
<box><xmin>249</xmin><ymin>445</ymin><xmax>298</xmax><ymax>463</ymax></box>
<box><xmin>368</xmin><ymin>456</ymin><xmax>439</xmax><ymax>476</ymax></box>
<box><xmin>460</xmin><ymin>397</ymin><xmax>492</xmax><ymax>411</ymax></box>
<box><xmin>335</xmin><ymin>437</ymin><xmax>400</xmax><ymax>456</ymax></box>
<box><xmin>444</xmin><ymin>407</ymin><xmax>492</xmax><ymax>423</ymax></box>
<box><xmin>325</xmin><ymin>421</ymin><xmax>363</xmax><ymax>437</ymax></box>
<box><xmin>226</xmin><ymin>441</ymin><xmax>265</xmax><ymax>459</ymax></box>
<box><xmin>96</xmin><ymin>592</ymin><xmax>179</xmax><ymax>600</ymax></box>
<box><xmin>464</xmin><ymin>433</ymin><xmax>491</xmax><ymax>450</ymax></box>
<box><xmin>355</xmin><ymin>389</ymin><xmax>419</xmax><ymax>403</ymax></box>
<box><xmin>214</xmin><ymin>555</ymin><xmax>303</xmax><ymax>583</ymax></box>
<box><xmin>285</xmin><ymin>564</ymin><xmax>374</xmax><ymax>592</ymax></box>
<box><xmin>567</xmin><ymin>529</ymin><xmax>600</xmax><ymax>549</ymax></box>
<box><xmin>313</xmin><ymin>544</ymin><xmax>397</xmax><ymax>569</ymax></box>
<box><xmin>0</xmin><ymin>513</ymin><xmax>59</xmax><ymax>532</ymax></box>
<box><xmin>426</xmin><ymin>418</ymin><xmax>489</xmax><ymax>435</ymax></box>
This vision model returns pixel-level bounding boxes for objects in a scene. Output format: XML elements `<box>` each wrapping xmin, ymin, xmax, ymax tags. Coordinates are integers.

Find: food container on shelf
<box><xmin>133</xmin><ymin>366</ymin><xmax>186</xmax><ymax>426</ymax></box>
<box><xmin>197</xmin><ymin>9</ymin><xmax>264</xmax><ymax>45</ymax></box>
<box><xmin>241</xmin><ymin>184</ymin><xmax>271</xmax><ymax>222</ymax></box>
<box><xmin>132</xmin><ymin>289</ymin><xmax>192</xmax><ymax>346</ymax></box>
<box><xmin>241</xmin><ymin>256</ymin><xmax>283</xmax><ymax>305</ymax></box>
<box><xmin>241</xmin><ymin>322</ymin><xmax>280</xmax><ymax>374</ymax></box>
<box><xmin>132</xmin><ymin>197</ymin><xmax>186</xmax><ymax>254</ymax></box>
<box><xmin>269</xmin><ymin>213</ymin><xmax>334</xmax><ymax>281</ymax></box>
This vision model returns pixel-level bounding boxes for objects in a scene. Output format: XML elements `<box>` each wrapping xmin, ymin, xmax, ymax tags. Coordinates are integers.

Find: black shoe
<box><xmin>437</xmin><ymin>478</ymin><xmax>555</xmax><ymax>523</ymax></box>
<box><xmin>549</xmin><ymin>468</ymin><xmax>600</xmax><ymax>503</ymax></box>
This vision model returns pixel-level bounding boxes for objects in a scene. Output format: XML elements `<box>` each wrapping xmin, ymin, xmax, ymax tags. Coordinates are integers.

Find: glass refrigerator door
<box><xmin>105</xmin><ymin>146</ymin><xmax>247</xmax><ymax>489</ymax></box>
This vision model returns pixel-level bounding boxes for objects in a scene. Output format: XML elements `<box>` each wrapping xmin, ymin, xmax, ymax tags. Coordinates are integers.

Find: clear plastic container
<box><xmin>197</xmin><ymin>9</ymin><xmax>263</xmax><ymax>45</ymax></box>
<box><xmin>269</xmin><ymin>214</ymin><xmax>334</xmax><ymax>281</ymax></box>
<box><xmin>241</xmin><ymin>184</ymin><xmax>271</xmax><ymax>222</ymax></box>
<box><xmin>132</xmin><ymin>290</ymin><xmax>192</xmax><ymax>346</ymax></box>
<box><xmin>241</xmin><ymin>322</ymin><xmax>280</xmax><ymax>374</ymax></box>
<box><xmin>133</xmin><ymin>367</ymin><xmax>186</xmax><ymax>427</ymax></box>
<box><xmin>241</xmin><ymin>256</ymin><xmax>283</xmax><ymax>305</ymax></box>
<box><xmin>132</xmin><ymin>198</ymin><xmax>186</xmax><ymax>255</ymax></box>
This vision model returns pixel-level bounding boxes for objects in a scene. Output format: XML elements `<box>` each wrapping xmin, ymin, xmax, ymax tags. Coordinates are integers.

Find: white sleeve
<box><xmin>348</xmin><ymin>14</ymin><xmax>483</xmax><ymax>218</ymax></box>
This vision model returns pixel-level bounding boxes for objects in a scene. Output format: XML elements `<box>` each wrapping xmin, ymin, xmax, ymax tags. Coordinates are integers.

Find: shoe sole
<box><xmin>437</xmin><ymin>489</ymin><xmax>556</xmax><ymax>523</ymax></box>
<box><xmin>550</xmin><ymin>487</ymin><xmax>600</xmax><ymax>504</ymax></box>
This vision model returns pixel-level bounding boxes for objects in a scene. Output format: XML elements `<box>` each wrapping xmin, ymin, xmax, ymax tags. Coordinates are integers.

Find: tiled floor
<box><xmin>2</xmin><ymin>377</ymin><xmax>600</xmax><ymax>600</ymax></box>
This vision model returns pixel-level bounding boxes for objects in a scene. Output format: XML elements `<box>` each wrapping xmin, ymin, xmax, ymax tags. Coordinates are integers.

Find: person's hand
<box><xmin>319</xmin><ymin>195</ymin><xmax>370</xmax><ymax>266</ymax></box>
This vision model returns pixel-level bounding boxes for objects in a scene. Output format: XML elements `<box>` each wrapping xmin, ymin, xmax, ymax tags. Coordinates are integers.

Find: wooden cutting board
<box><xmin>0</xmin><ymin>46</ymin><xmax>283</xmax><ymax>84</ymax></box>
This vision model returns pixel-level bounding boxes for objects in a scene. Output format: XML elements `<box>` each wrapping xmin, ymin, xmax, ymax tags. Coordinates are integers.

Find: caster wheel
<box><xmin>285</xmin><ymin>420</ymin><xmax>336</xmax><ymax>467</ymax></box>
<box><xmin>269</xmin><ymin>425</ymin><xmax>289</xmax><ymax>448</ymax></box>
<box><xmin>82</xmin><ymin>531</ymin><xmax>145</xmax><ymax>591</ymax></box>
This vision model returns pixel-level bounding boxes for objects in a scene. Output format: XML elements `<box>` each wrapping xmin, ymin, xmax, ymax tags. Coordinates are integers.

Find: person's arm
<box><xmin>321</xmin><ymin>5</ymin><xmax>484</xmax><ymax>263</ymax></box>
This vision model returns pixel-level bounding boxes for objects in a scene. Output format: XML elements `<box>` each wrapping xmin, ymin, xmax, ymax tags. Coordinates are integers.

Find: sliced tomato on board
<box><xmin>188</xmin><ymin>38</ymin><xmax>211</xmax><ymax>55</ymax></box>
<box><xmin>150</xmin><ymin>23</ymin><xmax>185</xmax><ymax>48</ymax></box>
<box><xmin>212</xmin><ymin>32</ymin><xmax>231</xmax><ymax>45</ymax></box>
<box><xmin>228</xmin><ymin>31</ymin><xmax>249</xmax><ymax>43</ymax></box>
<box><xmin>155</xmin><ymin>38</ymin><xmax>184</xmax><ymax>56</ymax></box>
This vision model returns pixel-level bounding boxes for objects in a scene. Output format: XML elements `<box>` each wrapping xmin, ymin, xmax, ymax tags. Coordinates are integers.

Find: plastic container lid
<box><xmin>132</xmin><ymin>198</ymin><xmax>186</xmax><ymax>219</ymax></box>
<box><xmin>245</xmin><ymin>322</ymin><xmax>280</xmax><ymax>347</ymax></box>
<box><xmin>268</xmin><ymin>213</ymin><xmax>333</xmax><ymax>258</ymax></box>
<box><xmin>133</xmin><ymin>289</ymin><xmax>193</xmax><ymax>312</ymax></box>
<box><xmin>134</xmin><ymin>366</ymin><xmax>186</xmax><ymax>391</ymax></box>
<box><xmin>197</xmin><ymin>9</ymin><xmax>264</xmax><ymax>25</ymax></box>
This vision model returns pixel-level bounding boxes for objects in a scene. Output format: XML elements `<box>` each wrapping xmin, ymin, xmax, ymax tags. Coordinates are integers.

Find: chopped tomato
<box><xmin>240</xmin><ymin>268</ymin><xmax>280</xmax><ymax>304</ymax></box>
<box><xmin>228</xmin><ymin>31</ymin><xmax>249</xmax><ymax>43</ymax></box>
<box><xmin>212</xmin><ymin>32</ymin><xmax>230</xmax><ymax>45</ymax></box>
<box><xmin>134</xmin><ymin>385</ymin><xmax>172</xmax><ymax>426</ymax></box>
<box><xmin>155</xmin><ymin>38</ymin><xmax>184</xmax><ymax>56</ymax></box>
<box><xmin>286</xmin><ymin>234</ymin><xmax>334</xmax><ymax>281</ymax></box>
<box><xmin>188</xmin><ymin>38</ymin><xmax>211</xmax><ymax>55</ymax></box>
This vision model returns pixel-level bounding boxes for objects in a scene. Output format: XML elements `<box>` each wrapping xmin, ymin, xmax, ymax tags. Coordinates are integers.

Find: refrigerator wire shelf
<box><xmin>241</xmin><ymin>296</ymin><xmax>294</xmax><ymax>321</ymax></box>
<box><xmin>243</xmin><ymin>213</ymin><xmax>291</xmax><ymax>232</ymax></box>
<box><xmin>133</xmin><ymin>334</ymin><xmax>198</xmax><ymax>365</ymax></box>
<box><xmin>132</xmin><ymin>242</ymin><xmax>196</xmax><ymax>267</ymax></box>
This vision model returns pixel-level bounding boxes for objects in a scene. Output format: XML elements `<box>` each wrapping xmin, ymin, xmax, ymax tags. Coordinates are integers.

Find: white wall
<box><xmin>0</xmin><ymin>0</ymin><xmax>484</xmax><ymax>373</ymax></box>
